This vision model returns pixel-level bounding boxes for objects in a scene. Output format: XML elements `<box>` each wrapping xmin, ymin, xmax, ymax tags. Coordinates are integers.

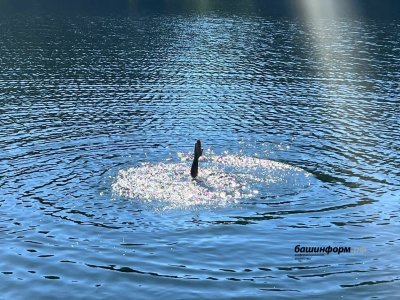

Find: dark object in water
<box><xmin>190</xmin><ymin>140</ymin><xmax>203</xmax><ymax>178</ymax></box>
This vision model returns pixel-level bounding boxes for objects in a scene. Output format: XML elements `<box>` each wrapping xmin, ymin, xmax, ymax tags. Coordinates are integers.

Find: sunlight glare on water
<box><xmin>112</xmin><ymin>152</ymin><xmax>312</xmax><ymax>209</ymax></box>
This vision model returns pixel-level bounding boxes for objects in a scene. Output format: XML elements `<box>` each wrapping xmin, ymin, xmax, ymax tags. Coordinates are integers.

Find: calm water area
<box><xmin>0</xmin><ymin>1</ymin><xmax>399</xmax><ymax>299</ymax></box>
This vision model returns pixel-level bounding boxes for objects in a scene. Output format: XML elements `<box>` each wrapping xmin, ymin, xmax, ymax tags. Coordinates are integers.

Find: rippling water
<box><xmin>1</xmin><ymin>9</ymin><xmax>400</xmax><ymax>299</ymax></box>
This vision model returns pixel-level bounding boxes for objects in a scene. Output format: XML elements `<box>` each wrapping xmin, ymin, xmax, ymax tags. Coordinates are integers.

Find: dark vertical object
<box><xmin>190</xmin><ymin>140</ymin><xmax>203</xmax><ymax>178</ymax></box>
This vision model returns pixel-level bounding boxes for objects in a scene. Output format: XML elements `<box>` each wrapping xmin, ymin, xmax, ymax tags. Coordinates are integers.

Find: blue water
<box><xmin>1</xmin><ymin>5</ymin><xmax>400</xmax><ymax>299</ymax></box>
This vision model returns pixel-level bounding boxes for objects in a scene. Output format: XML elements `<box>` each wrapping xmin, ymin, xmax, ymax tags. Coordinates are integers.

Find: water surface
<box><xmin>1</xmin><ymin>8</ymin><xmax>400</xmax><ymax>299</ymax></box>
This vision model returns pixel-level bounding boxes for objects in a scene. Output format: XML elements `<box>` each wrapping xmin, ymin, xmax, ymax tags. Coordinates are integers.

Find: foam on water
<box><xmin>112</xmin><ymin>153</ymin><xmax>312</xmax><ymax>208</ymax></box>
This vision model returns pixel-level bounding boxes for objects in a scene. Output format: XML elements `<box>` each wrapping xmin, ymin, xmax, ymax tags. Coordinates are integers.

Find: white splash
<box><xmin>112</xmin><ymin>153</ymin><xmax>311</xmax><ymax>209</ymax></box>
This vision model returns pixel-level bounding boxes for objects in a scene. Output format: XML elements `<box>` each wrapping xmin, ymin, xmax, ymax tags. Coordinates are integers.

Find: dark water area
<box><xmin>1</xmin><ymin>1</ymin><xmax>400</xmax><ymax>299</ymax></box>
<box><xmin>1</xmin><ymin>0</ymin><xmax>400</xmax><ymax>19</ymax></box>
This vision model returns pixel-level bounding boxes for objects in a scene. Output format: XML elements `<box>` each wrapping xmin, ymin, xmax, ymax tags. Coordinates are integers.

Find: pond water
<box><xmin>1</xmin><ymin>3</ymin><xmax>399</xmax><ymax>299</ymax></box>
